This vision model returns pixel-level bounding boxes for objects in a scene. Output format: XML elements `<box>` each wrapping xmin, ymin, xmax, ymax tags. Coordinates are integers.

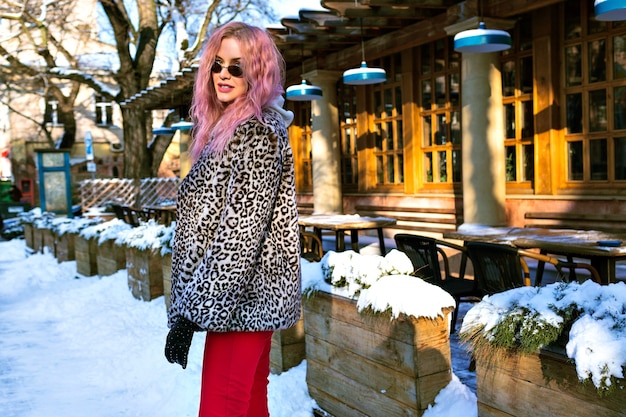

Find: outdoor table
<box><xmin>444</xmin><ymin>226</ymin><xmax>626</xmax><ymax>284</ymax></box>
<box><xmin>298</xmin><ymin>213</ymin><xmax>397</xmax><ymax>255</ymax></box>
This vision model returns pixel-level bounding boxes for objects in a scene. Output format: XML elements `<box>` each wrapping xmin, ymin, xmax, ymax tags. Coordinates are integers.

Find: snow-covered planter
<box><xmin>159</xmin><ymin>224</ymin><xmax>174</xmax><ymax>310</ymax></box>
<box><xmin>301</xmin><ymin>250</ymin><xmax>456</xmax><ymax>417</ymax></box>
<box><xmin>18</xmin><ymin>208</ymin><xmax>43</xmax><ymax>251</ymax></box>
<box><xmin>51</xmin><ymin>217</ymin><xmax>104</xmax><ymax>266</ymax></box>
<box><xmin>32</xmin><ymin>211</ymin><xmax>55</xmax><ymax>254</ymax></box>
<box><xmin>116</xmin><ymin>220</ymin><xmax>173</xmax><ymax>302</ymax></box>
<box><xmin>460</xmin><ymin>281</ymin><xmax>626</xmax><ymax>417</ymax></box>
<box><xmin>80</xmin><ymin>219</ymin><xmax>132</xmax><ymax>276</ymax></box>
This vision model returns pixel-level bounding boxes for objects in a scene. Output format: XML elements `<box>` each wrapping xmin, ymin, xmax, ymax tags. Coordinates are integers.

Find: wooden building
<box><xmin>124</xmin><ymin>0</ymin><xmax>626</xmax><ymax>238</ymax></box>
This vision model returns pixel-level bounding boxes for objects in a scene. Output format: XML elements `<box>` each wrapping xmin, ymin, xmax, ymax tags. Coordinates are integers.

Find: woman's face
<box><xmin>212</xmin><ymin>37</ymin><xmax>247</xmax><ymax>104</ymax></box>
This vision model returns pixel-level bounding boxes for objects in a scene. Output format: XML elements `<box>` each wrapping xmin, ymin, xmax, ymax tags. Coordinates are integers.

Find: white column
<box><xmin>302</xmin><ymin>70</ymin><xmax>343</xmax><ymax>214</ymax></box>
<box><xmin>460</xmin><ymin>52</ymin><xmax>507</xmax><ymax>226</ymax></box>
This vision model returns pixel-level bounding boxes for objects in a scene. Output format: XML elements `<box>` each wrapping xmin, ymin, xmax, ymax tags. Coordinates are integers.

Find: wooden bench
<box><xmin>524</xmin><ymin>212</ymin><xmax>626</xmax><ymax>233</ymax></box>
<box><xmin>111</xmin><ymin>204</ymin><xmax>176</xmax><ymax>227</ymax></box>
<box><xmin>355</xmin><ymin>205</ymin><xmax>462</xmax><ymax>234</ymax></box>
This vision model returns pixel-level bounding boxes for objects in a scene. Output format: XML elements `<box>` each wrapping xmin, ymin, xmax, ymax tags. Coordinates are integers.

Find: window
<box><xmin>418</xmin><ymin>39</ymin><xmax>461</xmax><ymax>185</ymax></box>
<box><xmin>502</xmin><ymin>15</ymin><xmax>535</xmax><ymax>187</ymax></box>
<box><xmin>297</xmin><ymin>103</ymin><xmax>313</xmax><ymax>192</ymax></box>
<box><xmin>44</xmin><ymin>99</ymin><xmax>62</xmax><ymax>126</ymax></box>
<box><xmin>95</xmin><ymin>95</ymin><xmax>113</xmax><ymax>126</ymax></box>
<box><xmin>338</xmin><ymin>83</ymin><xmax>358</xmax><ymax>190</ymax></box>
<box><xmin>562</xmin><ymin>0</ymin><xmax>626</xmax><ymax>184</ymax></box>
<box><xmin>372</xmin><ymin>53</ymin><xmax>404</xmax><ymax>187</ymax></box>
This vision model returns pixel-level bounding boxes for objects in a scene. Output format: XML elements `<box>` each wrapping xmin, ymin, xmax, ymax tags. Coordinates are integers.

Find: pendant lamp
<box><xmin>595</xmin><ymin>0</ymin><xmax>626</xmax><ymax>21</ymax></box>
<box><xmin>152</xmin><ymin>127</ymin><xmax>174</xmax><ymax>135</ymax></box>
<box><xmin>342</xmin><ymin>18</ymin><xmax>386</xmax><ymax>85</ymax></box>
<box><xmin>286</xmin><ymin>46</ymin><xmax>323</xmax><ymax>101</ymax></box>
<box><xmin>454</xmin><ymin>21</ymin><xmax>511</xmax><ymax>53</ymax></box>
<box><xmin>171</xmin><ymin>120</ymin><xmax>193</xmax><ymax>131</ymax></box>
<box><xmin>286</xmin><ymin>80</ymin><xmax>323</xmax><ymax>101</ymax></box>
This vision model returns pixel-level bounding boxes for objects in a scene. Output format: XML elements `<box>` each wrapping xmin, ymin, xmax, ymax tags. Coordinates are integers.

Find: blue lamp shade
<box><xmin>343</xmin><ymin>61</ymin><xmax>387</xmax><ymax>85</ymax></box>
<box><xmin>152</xmin><ymin>127</ymin><xmax>174</xmax><ymax>135</ymax></box>
<box><xmin>454</xmin><ymin>22</ymin><xmax>512</xmax><ymax>53</ymax></box>
<box><xmin>595</xmin><ymin>0</ymin><xmax>626</xmax><ymax>21</ymax></box>
<box><xmin>286</xmin><ymin>80</ymin><xmax>323</xmax><ymax>101</ymax></box>
<box><xmin>170</xmin><ymin>121</ymin><xmax>194</xmax><ymax>131</ymax></box>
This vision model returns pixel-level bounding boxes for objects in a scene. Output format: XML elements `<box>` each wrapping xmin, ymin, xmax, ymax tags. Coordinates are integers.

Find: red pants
<box><xmin>198</xmin><ymin>330</ymin><xmax>273</xmax><ymax>417</ymax></box>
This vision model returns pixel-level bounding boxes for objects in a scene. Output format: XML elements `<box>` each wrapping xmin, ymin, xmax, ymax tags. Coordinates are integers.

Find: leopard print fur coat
<box><xmin>167</xmin><ymin>108</ymin><xmax>301</xmax><ymax>332</ymax></box>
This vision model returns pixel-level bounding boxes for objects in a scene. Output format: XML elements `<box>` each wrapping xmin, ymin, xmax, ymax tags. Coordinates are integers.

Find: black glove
<box><xmin>165</xmin><ymin>317</ymin><xmax>198</xmax><ymax>369</ymax></box>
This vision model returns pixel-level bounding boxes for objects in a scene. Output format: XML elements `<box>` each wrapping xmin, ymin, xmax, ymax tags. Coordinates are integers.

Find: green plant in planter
<box><xmin>459</xmin><ymin>280</ymin><xmax>626</xmax><ymax>395</ymax></box>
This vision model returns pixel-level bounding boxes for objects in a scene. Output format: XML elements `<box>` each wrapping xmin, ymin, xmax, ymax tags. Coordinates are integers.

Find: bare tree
<box><xmin>0</xmin><ymin>0</ymin><xmax>277</xmax><ymax>179</ymax></box>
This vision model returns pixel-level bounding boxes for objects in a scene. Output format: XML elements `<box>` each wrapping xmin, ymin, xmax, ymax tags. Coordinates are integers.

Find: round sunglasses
<box><xmin>211</xmin><ymin>61</ymin><xmax>243</xmax><ymax>78</ymax></box>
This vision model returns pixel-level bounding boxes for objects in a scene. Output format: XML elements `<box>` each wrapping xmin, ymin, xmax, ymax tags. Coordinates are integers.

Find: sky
<box><xmin>0</xmin><ymin>236</ymin><xmax>476</xmax><ymax>417</ymax></box>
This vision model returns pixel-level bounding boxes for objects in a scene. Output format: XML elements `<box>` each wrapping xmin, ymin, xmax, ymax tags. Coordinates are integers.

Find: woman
<box><xmin>164</xmin><ymin>22</ymin><xmax>301</xmax><ymax>417</ymax></box>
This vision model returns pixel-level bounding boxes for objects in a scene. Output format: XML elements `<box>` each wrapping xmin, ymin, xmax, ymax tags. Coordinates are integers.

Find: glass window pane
<box><xmin>398</xmin><ymin>154</ymin><xmax>404</xmax><ymax>183</ymax></box>
<box><xmin>614</xmin><ymin>87</ymin><xmax>626</xmax><ymax>130</ymax></box>
<box><xmin>421</xmin><ymin>44</ymin><xmax>431</xmax><ymax>75</ymax></box>
<box><xmin>450</xmin><ymin>73</ymin><xmax>460</xmax><ymax>106</ymax></box>
<box><xmin>503</xmin><ymin>61</ymin><xmax>515</xmax><ymax>97</ymax></box>
<box><xmin>375</xmin><ymin>123</ymin><xmax>383</xmax><ymax>151</ymax></box>
<box><xmin>523</xmin><ymin>144</ymin><xmax>534</xmax><ymax>182</ymax></box>
<box><xmin>387</xmin><ymin>155</ymin><xmax>395</xmax><ymax>183</ymax></box>
<box><xmin>614</xmin><ymin>137</ymin><xmax>626</xmax><ymax>180</ymax></box>
<box><xmin>568</xmin><ymin>141</ymin><xmax>584</xmax><ymax>181</ymax></box>
<box><xmin>386</xmin><ymin>121</ymin><xmax>394</xmax><ymax>150</ymax></box>
<box><xmin>374</xmin><ymin>90</ymin><xmax>383</xmax><ymax>118</ymax></box>
<box><xmin>384</xmin><ymin>88</ymin><xmax>393</xmax><ymax>117</ymax></box>
<box><xmin>566</xmin><ymin>45</ymin><xmax>582</xmax><ymax>86</ymax></box>
<box><xmin>588</xmin><ymin>39</ymin><xmax>606</xmax><ymax>83</ymax></box>
<box><xmin>506</xmin><ymin>146</ymin><xmax>516</xmax><ymax>181</ymax></box>
<box><xmin>376</xmin><ymin>155</ymin><xmax>384</xmax><ymax>183</ymax></box>
<box><xmin>521</xmin><ymin>100</ymin><xmax>534</xmax><ymax>138</ymax></box>
<box><xmin>397</xmin><ymin>120</ymin><xmax>403</xmax><ymax>149</ymax></box>
<box><xmin>614</xmin><ymin>36</ymin><xmax>626</xmax><ymax>79</ymax></box>
<box><xmin>451</xmin><ymin>111</ymin><xmax>460</xmax><ymax>144</ymax></box>
<box><xmin>452</xmin><ymin>149</ymin><xmax>462</xmax><ymax>182</ymax></box>
<box><xmin>436</xmin><ymin>76</ymin><xmax>446</xmax><ymax>106</ymax></box>
<box><xmin>436</xmin><ymin>114</ymin><xmax>447</xmax><ymax>145</ymax></box>
<box><xmin>520</xmin><ymin>57</ymin><xmax>533</xmax><ymax>94</ymax></box>
<box><xmin>424</xmin><ymin>152</ymin><xmax>433</xmax><ymax>182</ymax></box>
<box><xmin>438</xmin><ymin>151</ymin><xmax>447</xmax><ymax>182</ymax></box>
<box><xmin>422</xmin><ymin>116</ymin><xmax>432</xmax><ymax>146</ymax></box>
<box><xmin>518</xmin><ymin>15</ymin><xmax>532</xmax><ymax>51</ymax></box>
<box><xmin>566</xmin><ymin>93</ymin><xmax>583</xmax><ymax>134</ymax></box>
<box><xmin>395</xmin><ymin>86</ymin><xmax>402</xmax><ymax>115</ymax></box>
<box><xmin>434</xmin><ymin>39</ymin><xmax>444</xmax><ymax>72</ymax></box>
<box><xmin>422</xmin><ymin>80</ymin><xmax>432</xmax><ymax>108</ymax></box>
<box><xmin>589</xmin><ymin>89</ymin><xmax>607</xmax><ymax>132</ymax></box>
<box><xmin>590</xmin><ymin>139</ymin><xmax>608</xmax><ymax>180</ymax></box>
<box><xmin>564</xmin><ymin>0</ymin><xmax>581</xmax><ymax>40</ymax></box>
<box><xmin>505</xmin><ymin>103</ymin><xmax>516</xmax><ymax>139</ymax></box>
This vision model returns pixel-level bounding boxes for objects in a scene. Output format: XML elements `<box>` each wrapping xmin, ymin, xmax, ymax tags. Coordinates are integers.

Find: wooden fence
<box><xmin>79</xmin><ymin>178</ymin><xmax>180</xmax><ymax>209</ymax></box>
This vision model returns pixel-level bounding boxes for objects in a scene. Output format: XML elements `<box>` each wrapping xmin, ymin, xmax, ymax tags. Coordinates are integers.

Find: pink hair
<box><xmin>188</xmin><ymin>22</ymin><xmax>285</xmax><ymax>160</ymax></box>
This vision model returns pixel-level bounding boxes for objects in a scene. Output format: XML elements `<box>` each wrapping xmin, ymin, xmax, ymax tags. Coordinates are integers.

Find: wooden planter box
<box><xmin>32</xmin><ymin>227</ymin><xmax>44</xmax><ymax>254</ymax></box>
<box><xmin>55</xmin><ymin>232</ymin><xmax>76</xmax><ymax>263</ymax></box>
<box><xmin>270</xmin><ymin>315</ymin><xmax>305</xmax><ymax>374</ymax></box>
<box><xmin>96</xmin><ymin>239</ymin><xmax>126</xmax><ymax>276</ymax></box>
<box><xmin>303</xmin><ymin>291</ymin><xmax>452</xmax><ymax>417</ymax></box>
<box><xmin>162</xmin><ymin>252</ymin><xmax>172</xmax><ymax>310</ymax></box>
<box><xmin>75</xmin><ymin>235</ymin><xmax>98</xmax><ymax>277</ymax></box>
<box><xmin>42</xmin><ymin>228</ymin><xmax>55</xmax><ymax>255</ymax></box>
<box><xmin>126</xmin><ymin>246</ymin><xmax>164</xmax><ymax>301</ymax></box>
<box><xmin>476</xmin><ymin>346</ymin><xmax>626</xmax><ymax>417</ymax></box>
<box><xmin>23</xmin><ymin>223</ymin><xmax>34</xmax><ymax>250</ymax></box>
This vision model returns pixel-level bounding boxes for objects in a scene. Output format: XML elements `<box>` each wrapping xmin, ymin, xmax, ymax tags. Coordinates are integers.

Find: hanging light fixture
<box><xmin>342</xmin><ymin>17</ymin><xmax>386</xmax><ymax>85</ymax></box>
<box><xmin>286</xmin><ymin>80</ymin><xmax>323</xmax><ymax>101</ymax></box>
<box><xmin>454</xmin><ymin>21</ymin><xmax>511</xmax><ymax>53</ymax></box>
<box><xmin>595</xmin><ymin>0</ymin><xmax>626</xmax><ymax>21</ymax></box>
<box><xmin>171</xmin><ymin>120</ymin><xmax>193</xmax><ymax>131</ymax></box>
<box><xmin>152</xmin><ymin>127</ymin><xmax>174</xmax><ymax>135</ymax></box>
<box><xmin>286</xmin><ymin>46</ymin><xmax>323</xmax><ymax>101</ymax></box>
<box><xmin>453</xmin><ymin>0</ymin><xmax>511</xmax><ymax>54</ymax></box>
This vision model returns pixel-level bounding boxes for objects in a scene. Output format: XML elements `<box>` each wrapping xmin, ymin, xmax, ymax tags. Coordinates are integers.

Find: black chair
<box><xmin>394</xmin><ymin>233</ymin><xmax>482</xmax><ymax>332</ymax></box>
<box><xmin>465</xmin><ymin>241</ymin><xmax>601</xmax><ymax>296</ymax></box>
<box><xmin>300</xmin><ymin>231</ymin><xmax>324</xmax><ymax>262</ymax></box>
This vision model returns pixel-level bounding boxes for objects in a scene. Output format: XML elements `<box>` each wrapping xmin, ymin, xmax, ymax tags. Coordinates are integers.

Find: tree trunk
<box><xmin>122</xmin><ymin>107</ymin><xmax>151</xmax><ymax>179</ymax></box>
